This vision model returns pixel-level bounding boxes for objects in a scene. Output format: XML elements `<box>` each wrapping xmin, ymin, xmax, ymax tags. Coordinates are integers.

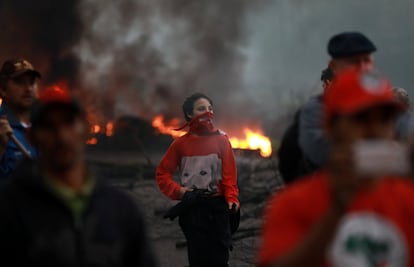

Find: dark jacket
<box><xmin>395</xmin><ymin>112</ymin><xmax>414</xmax><ymax>141</ymax></box>
<box><xmin>0</xmin><ymin>160</ymin><xmax>156</xmax><ymax>267</ymax></box>
<box><xmin>278</xmin><ymin>110</ymin><xmax>318</xmax><ymax>184</ymax></box>
<box><xmin>298</xmin><ymin>95</ymin><xmax>329</xmax><ymax>167</ymax></box>
<box><xmin>0</xmin><ymin>106</ymin><xmax>36</xmax><ymax>180</ymax></box>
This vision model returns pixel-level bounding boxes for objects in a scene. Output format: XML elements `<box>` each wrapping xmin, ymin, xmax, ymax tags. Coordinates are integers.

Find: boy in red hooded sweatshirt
<box><xmin>156</xmin><ymin>93</ymin><xmax>239</xmax><ymax>267</ymax></box>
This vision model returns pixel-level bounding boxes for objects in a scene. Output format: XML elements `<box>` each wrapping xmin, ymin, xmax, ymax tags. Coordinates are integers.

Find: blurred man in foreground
<box><xmin>0</xmin><ymin>87</ymin><xmax>156</xmax><ymax>266</ymax></box>
<box><xmin>0</xmin><ymin>59</ymin><xmax>39</xmax><ymax>180</ymax></box>
<box><xmin>259</xmin><ymin>68</ymin><xmax>414</xmax><ymax>267</ymax></box>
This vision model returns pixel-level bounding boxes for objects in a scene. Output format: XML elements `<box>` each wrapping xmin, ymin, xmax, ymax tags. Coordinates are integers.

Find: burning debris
<box><xmin>229</xmin><ymin>129</ymin><xmax>272</xmax><ymax>157</ymax></box>
<box><xmin>75</xmin><ymin>0</ymin><xmax>267</xmax><ymax>127</ymax></box>
<box><xmin>88</xmin><ymin>112</ymin><xmax>273</xmax><ymax>158</ymax></box>
<box><xmin>152</xmin><ymin>115</ymin><xmax>187</xmax><ymax>138</ymax></box>
<box><xmin>1</xmin><ymin>0</ymin><xmax>274</xmax><ymax>149</ymax></box>
<box><xmin>151</xmin><ymin>114</ymin><xmax>273</xmax><ymax>157</ymax></box>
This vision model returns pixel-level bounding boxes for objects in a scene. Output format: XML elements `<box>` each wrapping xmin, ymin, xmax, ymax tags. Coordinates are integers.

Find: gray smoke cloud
<box><xmin>243</xmin><ymin>0</ymin><xmax>414</xmax><ymax>135</ymax></box>
<box><xmin>75</xmin><ymin>0</ymin><xmax>267</xmax><ymax>132</ymax></box>
<box><xmin>3</xmin><ymin>1</ymin><xmax>411</xmax><ymax>137</ymax></box>
<box><xmin>75</xmin><ymin>0</ymin><xmax>414</xmax><ymax>136</ymax></box>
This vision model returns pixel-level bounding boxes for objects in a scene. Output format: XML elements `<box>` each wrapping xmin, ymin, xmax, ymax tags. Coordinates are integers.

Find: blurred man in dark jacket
<box><xmin>278</xmin><ymin>32</ymin><xmax>378</xmax><ymax>184</ymax></box>
<box><xmin>0</xmin><ymin>86</ymin><xmax>156</xmax><ymax>267</ymax></box>
<box><xmin>298</xmin><ymin>32</ymin><xmax>377</xmax><ymax>170</ymax></box>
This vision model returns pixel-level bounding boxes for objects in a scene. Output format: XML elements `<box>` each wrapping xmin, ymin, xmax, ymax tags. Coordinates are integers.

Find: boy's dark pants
<box><xmin>179</xmin><ymin>196</ymin><xmax>232</xmax><ymax>267</ymax></box>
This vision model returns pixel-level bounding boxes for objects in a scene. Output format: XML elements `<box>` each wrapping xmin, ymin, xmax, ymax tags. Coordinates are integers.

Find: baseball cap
<box><xmin>328</xmin><ymin>32</ymin><xmax>377</xmax><ymax>58</ymax></box>
<box><xmin>0</xmin><ymin>58</ymin><xmax>41</xmax><ymax>80</ymax></box>
<box><xmin>31</xmin><ymin>86</ymin><xmax>83</xmax><ymax>128</ymax></box>
<box><xmin>324</xmin><ymin>68</ymin><xmax>401</xmax><ymax>125</ymax></box>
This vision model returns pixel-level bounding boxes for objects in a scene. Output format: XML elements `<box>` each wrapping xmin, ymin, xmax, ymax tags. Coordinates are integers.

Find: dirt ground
<box><xmin>88</xmin><ymin>151</ymin><xmax>282</xmax><ymax>267</ymax></box>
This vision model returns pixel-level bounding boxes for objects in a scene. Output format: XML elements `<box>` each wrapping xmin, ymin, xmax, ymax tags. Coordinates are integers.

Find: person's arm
<box><xmin>220</xmin><ymin>136</ymin><xmax>239</xmax><ymax>209</ymax></box>
<box><xmin>0</xmin><ymin>116</ymin><xmax>13</xmax><ymax>165</ymax></box>
<box><xmin>0</xmin><ymin>116</ymin><xmax>12</xmax><ymax>154</ymax></box>
<box><xmin>156</xmin><ymin>141</ymin><xmax>188</xmax><ymax>200</ymax></box>
<box><xmin>298</xmin><ymin>98</ymin><xmax>329</xmax><ymax>167</ymax></box>
<box><xmin>0</xmin><ymin>145</ymin><xmax>24</xmax><ymax>178</ymax></box>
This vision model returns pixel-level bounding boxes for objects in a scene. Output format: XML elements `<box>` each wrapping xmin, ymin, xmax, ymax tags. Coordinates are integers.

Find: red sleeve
<box><xmin>258</xmin><ymin>191</ymin><xmax>308</xmax><ymax>266</ymax></box>
<box><xmin>219</xmin><ymin>136</ymin><xmax>239</xmax><ymax>204</ymax></box>
<box><xmin>156</xmin><ymin>140</ymin><xmax>182</xmax><ymax>200</ymax></box>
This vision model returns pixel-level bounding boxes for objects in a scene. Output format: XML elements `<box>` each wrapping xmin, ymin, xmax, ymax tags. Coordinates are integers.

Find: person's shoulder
<box><xmin>173</xmin><ymin>133</ymin><xmax>191</xmax><ymax>143</ymax></box>
<box><xmin>97</xmin><ymin>182</ymin><xmax>135</xmax><ymax>202</ymax></box>
<box><xmin>213</xmin><ymin>130</ymin><xmax>233</xmax><ymax>145</ymax></box>
<box><xmin>215</xmin><ymin>129</ymin><xmax>230</xmax><ymax>139</ymax></box>
<box><xmin>0</xmin><ymin>106</ymin><xmax>6</xmax><ymax>116</ymax></box>
<box><xmin>270</xmin><ymin>171</ymin><xmax>328</xmax><ymax>205</ymax></box>
<box><xmin>301</xmin><ymin>94</ymin><xmax>323</xmax><ymax>113</ymax></box>
<box><xmin>97</xmin><ymin>183</ymin><xmax>146</xmax><ymax>213</ymax></box>
<box><xmin>163</xmin><ymin>134</ymin><xmax>189</xmax><ymax>150</ymax></box>
<box><xmin>381</xmin><ymin>176</ymin><xmax>414</xmax><ymax>194</ymax></box>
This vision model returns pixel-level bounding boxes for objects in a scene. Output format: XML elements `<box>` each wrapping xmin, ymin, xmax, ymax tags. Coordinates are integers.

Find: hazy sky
<box><xmin>1</xmin><ymin>0</ymin><xmax>412</xmax><ymax>131</ymax></box>
<box><xmin>244</xmin><ymin>0</ymin><xmax>414</xmax><ymax>122</ymax></box>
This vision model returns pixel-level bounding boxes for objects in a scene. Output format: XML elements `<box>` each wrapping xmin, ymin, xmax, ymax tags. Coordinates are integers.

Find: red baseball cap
<box><xmin>31</xmin><ymin>86</ymin><xmax>83</xmax><ymax>128</ymax></box>
<box><xmin>324</xmin><ymin>68</ymin><xmax>401</xmax><ymax>125</ymax></box>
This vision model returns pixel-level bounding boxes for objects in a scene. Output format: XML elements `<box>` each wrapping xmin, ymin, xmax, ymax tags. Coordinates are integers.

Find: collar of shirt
<box><xmin>0</xmin><ymin>105</ymin><xmax>31</xmax><ymax>129</ymax></box>
<box><xmin>44</xmin><ymin>173</ymin><xmax>95</xmax><ymax>220</ymax></box>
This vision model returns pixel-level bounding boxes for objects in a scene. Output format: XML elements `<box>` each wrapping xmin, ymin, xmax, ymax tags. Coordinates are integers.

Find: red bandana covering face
<box><xmin>176</xmin><ymin>112</ymin><xmax>217</xmax><ymax>135</ymax></box>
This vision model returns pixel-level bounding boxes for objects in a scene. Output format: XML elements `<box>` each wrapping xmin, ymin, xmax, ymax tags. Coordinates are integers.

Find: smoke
<box><xmin>2</xmin><ymin>0</ymin><xmax>413</xmax><ymax>136</ymax></box>
<box><xmin>243</xmin><ymin>0</ymin><xmax>414</xmax><ymax>135</ymax></box>
<box><xmin>0</xmin><ymin>0</ymin><xmax>82</xmax><ymax>86</ymax></box>
<box><xmin>75</xmin><ymin>0</ymin><xmax>266</xmax><ymax>129</ymax></box>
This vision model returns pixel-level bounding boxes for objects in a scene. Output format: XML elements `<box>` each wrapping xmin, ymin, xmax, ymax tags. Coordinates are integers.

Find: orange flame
<box><xmin>229</xmin><ymin>129</ymin><xmax>272</xmax><ymax>157</ymax></box>
<box><xmin>86</xmin><ymin>137</ymin><xmax>98</xmax><ymax>145</ymax></box>
<box><xmin>152</xmin><ymin>115</ymin><xmax>187</xmax><ymax>138</ymax></box>
<box><xmin>152</xmin><ymin>115</ymin><xmax>272</xmax><ymax>157</ymax></box>
<box><xmin>106</xmin><ymin>121</ymin><xmax>114</xmax><ymax>137</ymax></box>
<box><xmin>91</xmin><ymin>124</ymin><xmax>101</xmax><ymax>134</ymax></box>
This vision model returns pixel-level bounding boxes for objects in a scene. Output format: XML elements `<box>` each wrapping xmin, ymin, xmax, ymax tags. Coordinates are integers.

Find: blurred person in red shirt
<box><xmin>258</xmin><ymin>68</ymin><xmax>414</xmax><ymax>267</ymax></box>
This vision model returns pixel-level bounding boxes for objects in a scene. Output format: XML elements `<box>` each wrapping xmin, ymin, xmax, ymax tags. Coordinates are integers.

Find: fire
<box><xmin>152</xmin><ymin>115</ymin><xmax>272</xmax><ymax>157</ymax></box>
<box><xmin>229</xmin><ymin>128</ymin><xmax>272</xmax><ymax>157</ymax></box>
<box><xmin>87</xmin><ymin>121</ymin><xmax>114</xmax><ymax>145</ymax></box>
<box><xmin>86</xmin><ymin>137</ymin><xmax>98</xmax><ymax>145</ymax></box>
<box><xmin>152</xmin><ymin>115</ymin><xmax>187</xmax><ymax>138</ymax></box>
<box><xmin>105</xmin><ymin>121</ymin><xmax>114</xmax><ymax>137</ymax></box>
<box><xmin>91</xmin><ymin>124</ymin><xmax>101</xmax><ymax>134</ymax></box>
